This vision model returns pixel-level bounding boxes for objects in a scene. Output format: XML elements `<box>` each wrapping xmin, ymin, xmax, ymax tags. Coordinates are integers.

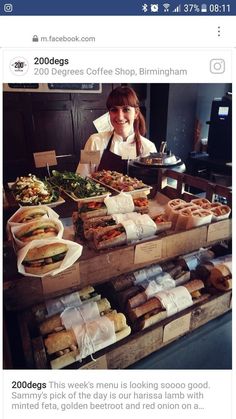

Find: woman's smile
<box><xmin>109</xmin><ymin>105</ymin><xmax>138</xmax><ymax>138</ymax></box>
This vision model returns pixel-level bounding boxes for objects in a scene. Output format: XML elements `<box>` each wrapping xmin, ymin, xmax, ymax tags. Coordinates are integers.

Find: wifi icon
<box><xmin>163</xmin><ymin>3</ymin><xmax>170</xmax><ymax>12</ymax></box>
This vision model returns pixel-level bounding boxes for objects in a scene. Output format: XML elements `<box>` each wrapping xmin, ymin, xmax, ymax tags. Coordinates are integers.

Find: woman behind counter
<box><xmin>77</xmin><ymin>86</ymin><xmax>157</xmax><ymax>176</ymax></box>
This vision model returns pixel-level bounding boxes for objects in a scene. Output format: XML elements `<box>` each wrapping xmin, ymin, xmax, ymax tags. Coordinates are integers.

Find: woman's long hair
<box><xmin>106</xmin><ymin>86</ymin><xmax>146</xmax><ymax>156</ymax></box>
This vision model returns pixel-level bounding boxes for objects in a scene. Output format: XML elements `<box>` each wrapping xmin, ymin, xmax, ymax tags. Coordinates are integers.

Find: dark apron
<box><xmin>97</xmin><ymin>133</ymin><xmax>128</xmax><ymax>174</ymax></box>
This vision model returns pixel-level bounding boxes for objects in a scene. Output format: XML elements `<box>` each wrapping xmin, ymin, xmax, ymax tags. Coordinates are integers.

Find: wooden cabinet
<box><xmin>3</xmin><ymin>85</ymin><xmax>113</xmax><ymax>182</ymax></box>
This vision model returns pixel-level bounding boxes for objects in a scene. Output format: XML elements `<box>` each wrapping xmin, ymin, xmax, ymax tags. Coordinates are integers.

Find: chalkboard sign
<box><xmin>48</xmin><ymin>83</ymin><xmax>101</xmax><ymax>92</ymax></box>
<box><xmin>8</xmin><ymin>84</ymin><xmax>39</xmax><ymax>89</ymax></box>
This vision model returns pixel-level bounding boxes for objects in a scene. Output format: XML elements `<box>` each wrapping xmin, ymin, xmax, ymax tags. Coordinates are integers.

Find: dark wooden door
<box><xmin>3</xmin><ymin>85</ymin><xmax>113</xmax><ymax>182</ymax></box>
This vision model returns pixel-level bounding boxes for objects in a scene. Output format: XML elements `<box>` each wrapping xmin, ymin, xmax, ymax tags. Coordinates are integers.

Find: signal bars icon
<box><xmin>173</xmin><ymin>4</ymin><xmax>181</xmax><ymax>13</ymax></box>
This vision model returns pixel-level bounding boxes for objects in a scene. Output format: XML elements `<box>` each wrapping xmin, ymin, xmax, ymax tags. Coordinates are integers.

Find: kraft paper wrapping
<box><xmin>17</xmin><ymin>238</ymin><xmax>83</xmax><ymax>277</ymax></box>
<box><xmin>11</xmin><ymin>218</ymin><xmax>64</xmax><ymax>250</ymax></box>
<box><xmin>104</xmin><ymin>192</ymin><xmax>134</xmax><ymax>215</ymax></box>
<box><xmin>155</xmin><ymin>286</ymin><xmax>193</xmax><ymax>317</ymax></box>
<box><xmin>167</xmin><ymin>202</ymin><xmax>196</xmax><ymax>225</ymax></box>
<box><xmin>175</xmin><ymin>205</ymin><xmax>200</xmax><ymax>231</ymax></box>
<box><xmin>165</xmin><ymin>199</ymin><xmax>185</xmax><ymax>218</ymax></box>
<box><xmin>191</xmin><ymin>198</ymin><xmax>211</xmax><ymax>207</ymax></box>
<box><xmin>210</xmin><ymin>204</ymin><xmax>231</xmax><ymax>221</ymax></box>
<box><xmin>186</xmin><ymin>208</ymin><xmax>212</xmax><ymax>229</ymax></box>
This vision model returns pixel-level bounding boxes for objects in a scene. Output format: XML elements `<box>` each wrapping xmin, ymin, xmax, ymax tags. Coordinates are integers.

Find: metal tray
<box><xmin>135</xmin><ymin>155</ymin><xmax>181</xmax><ymax>168</ymax></box>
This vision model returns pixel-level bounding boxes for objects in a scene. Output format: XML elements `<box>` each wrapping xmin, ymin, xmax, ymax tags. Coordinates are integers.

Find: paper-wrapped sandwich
<box><xmin>13</xmin><ymin>219</ymin><xmax>63</xmax><ymax>244</ymax></box>
<box><xmin>77</xmin><ymin>192</ymin><xmax>149</xmax><ymax>220</ymax></box>
<box><xmin>22</xmin><ymin>242</ymin><xmax>68</xmax><ymax>275</ymax></box>
<box><xmin>17</xmin><ymin>238</ymin><xmax>83</xmax><ymax>277</ymax></box>
<box><xmin>41</xmin><ymin>299</ymin><xmax>131</xmax><ymax>369</ymax></box>
<box><xmin>126</xmin><ymin>279</ymin><xmax>205</xmax><ymax>330</ymax></box>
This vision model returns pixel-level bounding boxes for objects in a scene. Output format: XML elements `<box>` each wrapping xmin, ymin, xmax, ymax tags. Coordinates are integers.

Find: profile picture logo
<box><xmin>4</xmin><ymin>3</ymin><xmax>13</xmax><ymax>13</ymax></box>
<box><xmin>10</xmin><ymin>57</ymin><xmax>29</xmax><ymax>76</ymax></box>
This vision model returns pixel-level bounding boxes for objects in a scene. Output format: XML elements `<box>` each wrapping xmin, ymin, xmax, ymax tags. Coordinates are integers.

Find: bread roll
<box><xmin>39</xmin><ymin>298</ymin><xmax>111</xmax><ymax>335</ymax></box>
<box><xmin>11</xmin><ymin>206</ymin><xmax>48</xmax><ymax>223</ymax></box>
<box><xmin>44</xmin><ymin>311</ymin><xmax>129</xmax><ymax>354</ymax></box>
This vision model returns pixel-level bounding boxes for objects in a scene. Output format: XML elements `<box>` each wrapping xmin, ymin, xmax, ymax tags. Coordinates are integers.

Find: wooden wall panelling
<box><xmin>3</xmin><ymin>85</ymin><xmax>114</xmax><ymax>181</ymax></box>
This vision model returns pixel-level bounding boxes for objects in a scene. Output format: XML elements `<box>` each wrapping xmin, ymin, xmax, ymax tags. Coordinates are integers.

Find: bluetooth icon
<box><xmin>142</xmin><ymin>4</ymin><xmax>148</xmax><ymax>12</ymax></box>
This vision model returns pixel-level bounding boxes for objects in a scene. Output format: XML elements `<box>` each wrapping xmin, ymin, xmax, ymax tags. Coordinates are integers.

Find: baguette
<box><xmin>209</xmin><ymin>264</ymin><xmax>232</xmax><ymax>291</ymax></box>
<box><xmin>50</xmin><ymin>325</ymin><xmax>131</xmax><ymax>369</ymax></box>
<box><xmin>10</xmin><ymin>206</ymin><xmax>49</xmax><ymax>223</ymax></box>
<box><xmin>127</xmin><ymin>279</ymin><xmax>204</xmax><ymax>321</ymax></box>
<box><xmin>93</xmin><ymin>224</ymin><xmax>127</xmax><ymax>250</ymax></box>
<box><xmin>83</xmin><ymin>216</ymin><xmax>116</xmax><ymax>240</ymax></box>
<box><xmin>111</xmin><ymin>273</ymin><xmax>135</xmax><ymax>292</ymax></box>
<box><xmin>133</xmin><ymin>197</ymin><xmax>149</xmax><ymax>214</ymax></box>
<box><xmin>127</xmin><ymin>273</ymin><xmax>196</xmax><ymax>310</ymax></box>
<box><xmin>78</xmin><ymin>201</ymin><xmax>107</xmax><ymax>221</ymax></box>
<box><xmin>39</xmin><ymin>298</ymin><xmax>111</xmax><ymax>335</ymax></box>
<box><xmin>44</xmin><ymin>311</ymin><xmax>129</xmax><ymax>354</ymax></box>
<box><xmin>32</xmin><ymin>286</ymin><xmax>99</xmax><ymax>321</ymax></box>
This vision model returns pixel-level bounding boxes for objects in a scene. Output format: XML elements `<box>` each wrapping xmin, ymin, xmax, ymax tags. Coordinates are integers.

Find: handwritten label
<box><xmin>79</xmin><ymin>355</ymin><xmax>108</xmax><ymax>369</ymax></box>
<box><xmin>80</xmin><ymin>150</ymin><xmax>101</xmax><ymax>164</ymax></box>
<box><xmin>33</xmin><ymin>150</ymin><xmax>57</xmax><ymax>168</ymax></box>
<box><xmin>93</xmin><ymin>112</ymin><xmax>112</xmax><ymax>132</ymax></box>
<box><xmin>134</xmin><ymin>239</ymin><xmax>162</xmax><ymax>264</ymax></box>
<box><xmin>163</xmin><ymin>313</ymin><xmax>191</xmax><ymax>343</ymax></box>
<box><xmin>42</xmin><ymin>263</ymin><xmax>80</xmax><ymax>295</ymax></box>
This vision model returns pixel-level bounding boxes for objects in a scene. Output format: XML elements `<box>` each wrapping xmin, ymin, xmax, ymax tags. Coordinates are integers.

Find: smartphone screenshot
<box><xmin>0</xmin><ymin>1</ymin><xmax>234</xmax><ymax>418</ymax></box>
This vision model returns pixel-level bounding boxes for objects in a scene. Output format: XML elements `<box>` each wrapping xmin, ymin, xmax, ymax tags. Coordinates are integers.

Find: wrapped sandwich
<box><xmin>17</xmin><ymin>238</ymin><xmax>83</xmax><ymax>277</ymax></box>
<box><xmin>12</xmin><ymin>219</ymin><xmax>63</xmax><ymax>248</ymax></box>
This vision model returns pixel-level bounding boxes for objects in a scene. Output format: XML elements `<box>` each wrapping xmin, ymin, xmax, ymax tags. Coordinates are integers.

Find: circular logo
<box><xmin>10</xmin><ymin>57</ymin><xmax>29</xmax><ymax>76</ymax></box>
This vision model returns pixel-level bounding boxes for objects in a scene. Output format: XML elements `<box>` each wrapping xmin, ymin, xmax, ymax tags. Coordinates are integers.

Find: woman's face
<box><xmin>109</xmin><ymin>105</ymin><xmax>138</xmax><ymax>138</ymax></box>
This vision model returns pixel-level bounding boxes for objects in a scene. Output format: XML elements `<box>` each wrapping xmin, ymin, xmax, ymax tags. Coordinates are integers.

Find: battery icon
<box><xmin>201</xmin><ymin>4</ymin><xmax>207</xmax><ymax>12</ymax></box>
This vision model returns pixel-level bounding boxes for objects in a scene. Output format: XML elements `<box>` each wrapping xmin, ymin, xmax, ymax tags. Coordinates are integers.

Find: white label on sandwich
<box><xmin>53</xmin><ymin>304</ymin><xmax>116</xmax><ymax>361</ymax></box>
<box><xmin>46</xmin><ymin>292</ymin><xmax>82</xmax><ymax>317</ymax></box>
<box><xmin>104</xmin><ymin>192</ymin><xmax>135</xmax><ymax>215</ymax></box>
<box><xmin>155</xmin><ymin>286</ymin><xmax>193</xmax><ymax>317</ymax></box>
<box><xmin>112</xmin><ymin>211</ymin><xmax>141</xmax><ymax>224</ymax></box>
<box><xmin>122</xmin><ymin>214</ymin><xmax>157</xmax><ymax>242</ymax></box>
<box><xmin>144</xmin><ymin>273</ymin><xmax>176</xmax><ymax>298</ymax></box>
<box><xmin>61</xmin><ymin>302</ymin><xmax>100</xmax><ymax>329</ymax></box>
<box><xmin>74</xmin><ymin>316</ymin><xmax>116</xmax><ymax>361</ymax></box>
<box><xmin>133</xmin><ymin>264</ymin><xmax>162</xmax><ymax>284</ymax></box>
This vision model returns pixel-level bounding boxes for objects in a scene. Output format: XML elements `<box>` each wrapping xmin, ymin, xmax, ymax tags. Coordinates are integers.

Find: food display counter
<box><xmin>3</xmin><ymin>170</ymin><xmax>232</xmax><ymax>370</ymax></box>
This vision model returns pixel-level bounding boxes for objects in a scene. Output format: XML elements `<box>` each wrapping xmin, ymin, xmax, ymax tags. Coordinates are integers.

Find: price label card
<box><xmin>42</xmin><ymin>263</ymin><xmax>80</xmax><ymax>295</ymax></box>
<box><xmin>134</xmin><ymin>239</ymin><xmax>162</xmax><ymax>264</ymax></box>
<box><xmin>33</xmin><ymin>150</ymin><xmax>57</xmax><ymax>168</ymax></box>
<box><xmin>80</xmin><ymin>150</ymin><xmax>101</xmax><ymax>164</ymax></box>
<box><xmin>93</xmin><ymin>112</ymin><xmax>112</xmax><ymax>132</ymax></box>
<box><xmin>79</xmin><ymin>355</ymin><xmax>108</xmax><ymax>369</ymax></box>
<box><xmin>163</xmin><ymin>313</ymin><xmax>191</xmax><ymax>343</ymax></box>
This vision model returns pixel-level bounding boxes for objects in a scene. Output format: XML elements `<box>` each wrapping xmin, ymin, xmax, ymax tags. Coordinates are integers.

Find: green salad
<box><xmin>48</xmin><ymin>170</ymin><xmax>108</xmax><ymax>199</ymax></box>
